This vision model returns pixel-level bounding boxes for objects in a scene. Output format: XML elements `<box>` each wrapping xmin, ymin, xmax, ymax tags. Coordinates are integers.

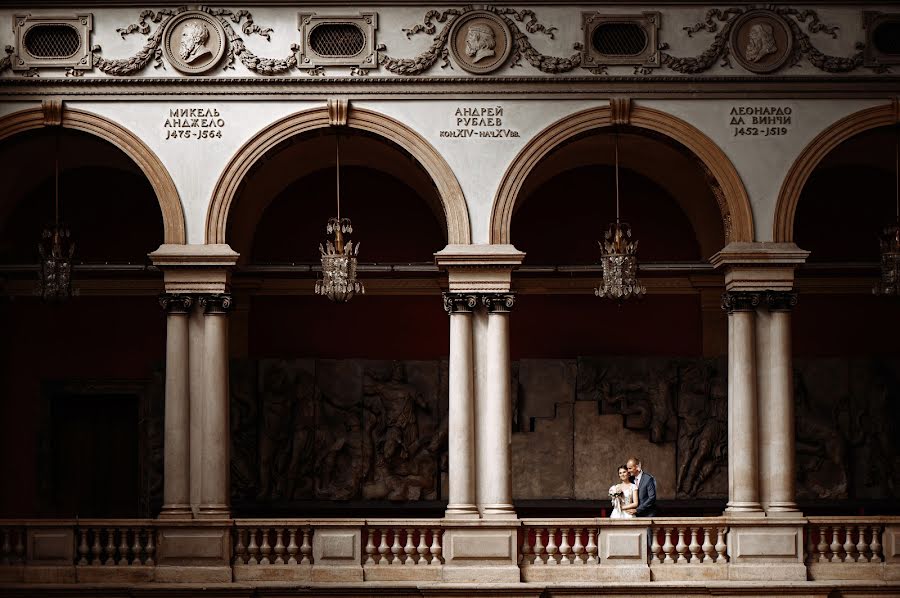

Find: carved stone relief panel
<box><xmin>161</xmin><ymin>10</ymin><xmax>227</xmax><ymax>75</ymax></box>
<box><xmin>728</xmin><ymin>10</ymin><xmax>794</xmax><ymax>74</ymax></box>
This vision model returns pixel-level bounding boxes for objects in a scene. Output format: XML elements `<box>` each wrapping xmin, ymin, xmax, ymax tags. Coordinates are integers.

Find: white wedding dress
<box><xmin>609</xmin><ymin>482</ymin><xmax>636</xmax><ymax>519</ymax></box>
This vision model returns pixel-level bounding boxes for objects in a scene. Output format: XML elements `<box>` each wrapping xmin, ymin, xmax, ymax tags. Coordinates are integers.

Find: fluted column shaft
<box><xmin>760</xmin><ymin>292</ymin><xmax>800</xmax><ymax>515</ymax></box>
<box><xmin>444</xmin><ymin>294</ymin><xmax>479</xmax><ymax>518</ymax></box>
<box><xmin>480</xmin><ymin>294</ymin><xmax>516</xmax><ymax>518</ymax></box>
<box><xmin>198</xmin><ymin>293</ymin><xmax>232</xmax><ymax>518</ymax></box>
<box><xmin>159</xmin><ymin>294</ymin><xmax>192</xmax><ymax>518</ymax></box>
<box><xmin>723</xmin><ymin>292</ymin><xmax>763</xmax><ymax>515</ymax></box>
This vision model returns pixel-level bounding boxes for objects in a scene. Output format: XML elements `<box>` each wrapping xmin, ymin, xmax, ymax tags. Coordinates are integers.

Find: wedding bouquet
<box><xmin>608</xmin><ymin>486</ymin><xmax>624</xmax><ymax>500</ymax></box>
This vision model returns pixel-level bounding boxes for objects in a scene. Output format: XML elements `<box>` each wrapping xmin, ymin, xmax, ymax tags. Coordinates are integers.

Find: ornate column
<box><xmin>759</xmin><ymin>291</ymin><xmax>800</xmax><ymax>515</ymax></box>
<box><xmin>443</xmin><ymin>293</ymin><xmax>479</xmax><ymax>518</ymax></box>
<box><xmin>197</xmin><ymin>293</ymin><xmax>232</xmax><ymax>518</ymax></box>
<box><xmin>159</xmin><ymin>294</ymin><xmax>193</xmax><ymax>519</ymax></box>
<box><xmin>722</xmin><ymin>291</ymin><xmax>763</xmax><ymax>516</ymax></box>
<box><xmin>479</xmin><ymin>293</ymin><xmax>516</xmax><ymax>518</ymax></box>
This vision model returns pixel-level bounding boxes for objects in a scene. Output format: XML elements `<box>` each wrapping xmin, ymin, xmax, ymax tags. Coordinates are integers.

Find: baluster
<box><xmin>13</xmin><ymin>530</ymin><xmax>24</xmax><ymax>565</ymax></box>
<box><xmin>701</xmin><ymin>527</ymin><xmax>714</xmax><ymax>564</ymax></box>
<box><xmin>546</xmin><ymin>528</ymin><xmax>558</xmax><ymax>565</ymax></box>
<box><xmin>675</xmin><ymin>527</ymin><xmax>688</xmax><ymax>564</ymax></box>
<box><xmin>247</xmin><ymin>529</ymin><xmax>259</xmax><ymax>565</ymax></box>
<box><xmin>843</xmin><ymin>525</ymin><xmax>857</xmax><ymax>563</ymax></box>
<box><xmin>586</xmin><ymin>528</ymin><xmax>598</xmax><ymax>565</ymax></box>
<box><xmin>856</xmin><ymin>525</ymin><xmax>868</xmax><ymax>563</ymax></box>
<box><xmin>131</xmin><ymin>528</ymin><xmax>143</xmax><ymax>565</ymax></box>
<box><xmin>259</xmin><ymin>528</ymin><xmax>272</xmax><ymax>565</ymax></box>
<box><xmin>144</xmin><ymin>529</ymin><xmax>155</xmax><ymax>567</ymax></box>
<box><xmin>650</xmin><ymin>528</ymin><xmax>662</xmax><ymax>565</ymax></box>
<box><xmin>430</xmin><ymin>528</ymin><xmax>442</xmax><ymax>565</ymax></box>
<box><xmin>830</xmin><ymin>526</ymin><xmax>842</xmax><ymax>562</ymax></box>
<box><xmin>662</xmin><ymin>528</ymin><xmax>675</xmax><ymax>564</ymax></box>
<box><xmin>688</xmin><ymin>527</ymin><xmax>701</xmax><ymax>564</ymax></box>
<box><xmin>104</xmin><ymin>529</ymin><xmax>116</xmax><ymax>566</ymax></box>
<box><xmin>714</xmin><ymin>527</ymin><xmax>727</xmax><ymax>564</ymax></box>
<box><xmin>816</xmin><ymin>525</ymin><xmax>828</xmax><ymax>563</ymax></box>
<box><xmin>417</xmin><ymin>529</ymin><xmax>429</xmax><ymax>565</ymax></box>
<box><xmin>572</xmin><ymin>528</ymin><xmax>584</xmax><ymax>565</ymax></box>
<box><xmin>404</xmin><ymin>529</ymin><xmax>416</xmax><ymax>565</ymax></box>
<box><xmin>391</xmin><ymin>529</ymin><xmax>403</xmax><ymax>565</ymax></box>
<box><xmin>364</xmin><ymin>528</ymin><xmax>376</xmax><ymax>566</ymax></box>
<box><xmin>234</xmin><ymin>529</ymin><xmax>247</xmax><ymax>565</ymax></box>
<box><xmin>274</xmin><ymin>529</ymin><xmax>285</xmax><ymax>565</ymax></box>
<box><xmin>533</xmin><ymin>528</ymin><xmax>545</xmax><ymax>566</ymax></box>
<box><xmin>91</xmin><ymin>529</ymin><xmax>102</xmax><ymax>566</ymax></box>
<box><xmin>870</xmin><ymin>526</ymin><xmax>882</xmax><ymax>563</ymax></box>
<box><xmin>558</xmin><ymin>528</ymin><xmax>571</xmax><ymax>565</ymax></box>
<box><xmin>287</xmin><ymin>529</ymin><xmax>299</xmax><ymax>565</ymax></box>
<box><xmin>377</xmin><ymin>529</ymin><xmax>389</xmax><ymax>565</ymax></box>
<box><xmin>77</xmin><ymin>529</ymin><xmax>89</xmax><ymax>566</ymax></box>
<box><xmin>519</xmin><ymin>529</ymin><xmax>532</xmax><ymax>566</ymax></box>
<box><xmin>300</xmin><ymin>528</ymin><xmax>312</xmax><ymax>565</ymax></box>
<box><xmin>117</xmin><ymin>528</ymin><xmax>130</xmax><ymax>566</ymax></box>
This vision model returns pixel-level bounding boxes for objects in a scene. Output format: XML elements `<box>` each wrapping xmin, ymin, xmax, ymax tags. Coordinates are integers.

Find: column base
<box><xmin>725</xmin><ymin>502</ymin><xmax>765</xmax><ymax>517</ymax></box>
<box><xmin>445</xmin><ymin>504</ymin><xmax>480</xmax><ymax>519</ymax></box>
<box><xmin>159</xmin><ymin>504</ymin><xmax>193</xmax><ymax>519</ymax></box>
<box><xmin>480</xmin><ymin>503</ymin><xmax>517</xmax><ymax>519</ymax></box>
<box><xmin>765</xmin><ymin>501</ymin><xmax>802</xmax><ymax>517</ymax></box>
<box><xmin>196</xmin><ymin>504</ymin><xmax>231</xmax><ymax>519</ymax></box>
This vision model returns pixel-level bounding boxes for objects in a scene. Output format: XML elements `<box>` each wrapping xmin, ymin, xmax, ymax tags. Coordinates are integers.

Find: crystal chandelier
<box><xmin>38</xmin><ymin>132</ymin><xmax>74</xmax><ymax>301</ymax></box>
<box><xmin>594</xmin><ymin>131</ymin><xmax>646</xmax><ymax>301</ymax></box>
<box><xmin>315</xmin><ymin>132</ymin><xmax>364</xmax><ymax>302</ymax></box>
<box><xmin>873</xmin><ymin>125</ymin><xmax>900</xmax><ymax>296</ymax></box>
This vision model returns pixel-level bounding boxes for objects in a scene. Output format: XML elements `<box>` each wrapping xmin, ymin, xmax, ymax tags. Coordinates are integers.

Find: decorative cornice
<box><xmin>199</xmin><ymin>293</ymin><xmax>233</xmax><ymax>314</ymax></box>
<box><xmin>764</xmin><ymin>290</ymin><xmax>798</xmax><ymax>312</ymax></box>
<box><xmin>710</xmin><ymin>242</ymin><xmax>810</xmax><ymax>268</ymax></box>
<box><xmin>158</xmin><ymin>292</ymin><xmax>193</xmax><ymax>314</ymax></box>
<box><xmin>721</xmin><ymin>290</ymin><xmax>761</xmax><ymax>313</ymax></box>
<box><xmin>442</xmin><ymin>292</ymin><xmax>478</xmax><ymax>314</ymax></box>
<box><xmin>41</xmin><ymin>99</ymin><xmax>63</xmax><ymax>126</ymax></box>
<box><xmin>482</xmin><ymin>293</ymin><xmax>516</xmax><ymax>313</ymax></box>
<box><xmin>434</xmin><ymin>244</ymin><xmax>526</xmax><ymax>269</ymax></box>
<box><xmin>148</xmin><ymin>243</ymin><xmax>240</xmax><ymax>268</ymax></box>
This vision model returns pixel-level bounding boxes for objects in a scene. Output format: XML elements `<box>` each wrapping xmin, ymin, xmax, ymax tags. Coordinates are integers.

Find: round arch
<box><xmin>0</xmin><ymin>106</ymin><xmax>186</xmax><ymax>244</ymax></box>
<box><xmin>774</xmin><ymin>102</ymin><xmax>898</xmax><ymax>243</ymax></box>
<box><xmin>490</xmin><ymin>105</ymin><xmax>754</xmax><ymax>245</ymax></box>
<box><xmin>206</xmin><ymin>106</ymin><xmax>471</xmax><ymax>245</ymax></box>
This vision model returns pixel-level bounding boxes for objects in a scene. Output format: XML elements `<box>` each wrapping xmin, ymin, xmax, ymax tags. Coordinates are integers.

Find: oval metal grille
<box><xmin>309</xmin><ymin>23</ymin><xmax>366</xmax><ymax>57</ymax></box>
<box><xmin>24</xmin><ymin>24</ymin><xmax>81</xmax><ymax>59</ymax></box>
<box><xmin>873</xmin><ymin>21</ymin><xmax>900</xmax><ymax>55</ymax></box>
<box><xmin>592</xmin><ymin>23</ymin><xmax>648</xmax><ymax>57</ymax></box>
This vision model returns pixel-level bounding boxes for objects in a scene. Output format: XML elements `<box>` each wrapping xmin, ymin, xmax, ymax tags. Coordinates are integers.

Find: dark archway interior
<box><xmin>0</xmin><ymin>128</ymin><xmax>165</xmax><ymax>519</ymax></box>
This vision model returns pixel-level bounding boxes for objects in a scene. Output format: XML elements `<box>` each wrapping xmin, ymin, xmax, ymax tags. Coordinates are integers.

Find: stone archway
<box><xmin>490</xmin><ymin>104</ymin><xmax>754</xmax><ymax>246</ymax></box>
<box><xmin>774</xmin><ymin>101</ymin><xmax>898</xmax><ymax>243</ymax></box>
<box><xmin>0</xmin><ymin>105</ymin><xmax>186</xmax><ymax>245</ymax></box>
<box><xmin>206</xmin><ymin>105</ymin><xmax>471</xmax><ymax>245</ymax></box>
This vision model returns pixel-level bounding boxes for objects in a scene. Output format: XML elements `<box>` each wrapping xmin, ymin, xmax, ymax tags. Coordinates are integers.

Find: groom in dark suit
<box><xmin>625</xmin><ymin>456</ymin><xmax>657</xmax><ymax>517</ymax></box>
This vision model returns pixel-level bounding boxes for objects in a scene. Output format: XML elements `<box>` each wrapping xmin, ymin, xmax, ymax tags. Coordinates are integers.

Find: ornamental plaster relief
<box><xmin>640</xmin><ymin>98</ymin><xmax>886</xmax><ymax>242</ymax></box>
<box><xmin>0</xmin><ymin>4</ymin><xmax>893</xmax><ymax>79</ymax></box>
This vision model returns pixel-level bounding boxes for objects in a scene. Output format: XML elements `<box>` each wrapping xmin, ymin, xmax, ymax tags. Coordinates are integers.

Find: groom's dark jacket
<box><xmin>635</xmin><ymin>472</ymin><xmax>657</xmax><ymax>517</ymax></box>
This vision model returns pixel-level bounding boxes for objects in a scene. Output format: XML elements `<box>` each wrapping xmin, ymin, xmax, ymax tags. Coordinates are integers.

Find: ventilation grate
<box><xmin>24</xmin><ymin>24</ymin><xmax>81</xmax><ymax>59</ymax></box>
<box><xmin>592</xmin><ymin>23</ymin><xmax>648</xmax><ymax>57</ymax></box>
<box><xmin>310</xmin><ymin>23</ymin><xmax>366</xmax><ymax>57</ymax></box>
<box><xmin>873</xmin><ymin>21</ymin><xmax>900</xmax><ymax>55</ymax></box>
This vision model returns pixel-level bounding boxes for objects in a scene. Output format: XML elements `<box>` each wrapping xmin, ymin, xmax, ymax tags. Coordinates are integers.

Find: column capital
<box><xmin>159</xmin><ymin>293</ymin><xmax>193</xmax><ymax>315</ymax></box>
<box><xmin>482</xmin><ymin>293</ymin><xmax>515</xmax><ymax>313</ymax></box>
<box><xmin>764</xmin><ymin>291</ymin><xmax>798</xmax><ymax>312</ymax></box>
<box><xmin>199</xmin><ymin>293</ymin><xmax>234</xmax><ymax>315</ymax></box>
<box><xmin>721</xmin><ymin>291</ymin><xmax>762</xmax><ymax>313</ymax></box>
<box><xmin>443</xmin><ymin>292</ymin><xmax>478</xmax><ymax>314</ymax></box>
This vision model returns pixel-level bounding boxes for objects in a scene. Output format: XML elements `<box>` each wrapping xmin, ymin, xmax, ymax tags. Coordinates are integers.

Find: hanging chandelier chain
<box><xmin>895</xmin><ymin>123</ymin><xmax>898</xmax><ymax>221</ymax></box>
<box><xmin>336</xmin><ymin>131</ymin><xmax>341</xmax><ymax>221</ymax></box>
<box><xmin>55</xmin><ymin>130</ymin><xmax>60</xmax><ymax>225</ymax></box>
<box><xmin>614</xmin><ymin>129</ymin><xmax>620</xmax><ymax>224</ymax></box>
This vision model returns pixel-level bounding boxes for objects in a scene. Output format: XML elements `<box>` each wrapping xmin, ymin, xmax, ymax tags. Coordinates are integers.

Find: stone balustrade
<box><xmin>0</xmin><ymin>516</ymin><xmax>897</xmax><ymax>586</ymax></box>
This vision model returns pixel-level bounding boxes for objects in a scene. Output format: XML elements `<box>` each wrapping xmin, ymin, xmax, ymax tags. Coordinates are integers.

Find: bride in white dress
<box><xmin>609</xmin><ymin>465</ymin><xmax>638</xmax><ymax>519</ymax></box>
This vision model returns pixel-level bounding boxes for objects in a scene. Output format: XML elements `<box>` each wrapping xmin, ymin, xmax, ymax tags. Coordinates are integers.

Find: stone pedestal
<box><xmin>726</xmin><ymin>519</ymin><xmax>807</xmax><ymax>581</ymax></box>
<box><xmin>441</xmin><ymin>522</ymin><xmax>520</xmax><ymax>582</ymax></box>
<box><xmin>310</xmin><ymin>524</ymin><xmax>364</xmax><ymax>582</ymax></box>
<box><xmin>155</xmin><ymin>520</ymin><xmax>232</xmax><ymax>583</ymax></box>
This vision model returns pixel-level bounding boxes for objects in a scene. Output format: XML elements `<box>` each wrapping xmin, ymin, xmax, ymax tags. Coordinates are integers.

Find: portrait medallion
<box><xmin>729</xmin><ymin>10</ymin><xmax>794</xmax><ymax>74</ymax></box>
<box><xmin>162</xmin><ymin>11</ymin><xmax>227</xmax><ymax>75</ymax></box>
<box><xmin>448</xmin><ymin>11</ymin><xmax>513</xmax><ymax>75</ymax></box>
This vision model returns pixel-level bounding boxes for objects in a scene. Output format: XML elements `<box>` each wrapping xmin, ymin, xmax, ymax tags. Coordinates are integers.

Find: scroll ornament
<box><xmin>379</xmin><ymin>6</ymin><xmax>582</xmax><ymax>75</ymax></box>
<box><xmin>91</xmin><ymin>6</ymin><xmax>299</xmax><ymax>76</ymax></box>
<box><xmin>660</xmin><ymin>7</ymin><xmax>885</xmax><ymax>74</ymax></box>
